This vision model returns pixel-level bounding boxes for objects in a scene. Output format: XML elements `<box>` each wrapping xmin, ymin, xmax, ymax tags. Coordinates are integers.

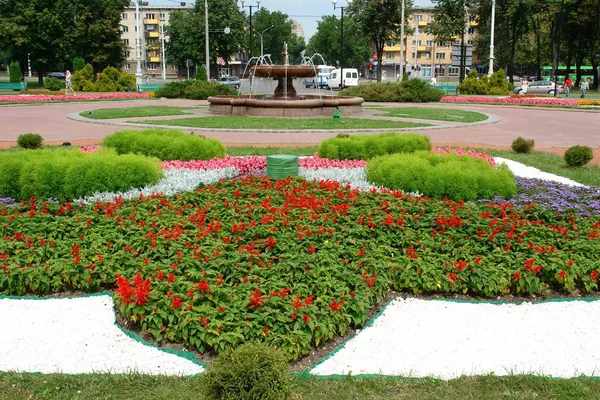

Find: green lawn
<box><xmin>129</xmin><ymin>116</ymin><xmax>431</xmax><ymax>130</ymax></box>
<box><xmin>81</xmin><ymin>106</ymin><xmax>200</xmax><ymax>119</ymax></box>
<box><xmin>371</xmin><ymin>107</ymin><xmax>489</xmax><ymax>123</ymax></box>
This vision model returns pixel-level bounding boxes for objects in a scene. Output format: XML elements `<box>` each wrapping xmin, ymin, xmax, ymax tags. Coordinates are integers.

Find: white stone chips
<box><xmin>0</xmin><ymin>294</ymin><xmax>204</xmax><ymax>375</ymax></box>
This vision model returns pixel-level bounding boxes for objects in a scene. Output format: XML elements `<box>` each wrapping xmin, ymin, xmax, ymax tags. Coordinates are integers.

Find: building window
<box><xmin>468</xmin><ymin>27</ymin><xmax>475</xmax><ymax>34</ymax></box>
<box><xmin>437</xmin><ymin>41</ymin><xmax>446</xmax><ymax>47</ymax></box>
<box><xmin>414</xmin><ymin>14</ymin><xmax>423</xmax><ymax>21</ymax></box>
<box><xmin>427</xmin><ymin>15</ymin><xmax>433</xmax><ymax>22</ymax></box>
<box><xmin>467</xmin><ymin>40</ymin><xmax>473</xmax><ymax>45</ymax></box>
<box><xmin>123</xmin><ymin>39</ymin><xmax>129</xmax><ymax>45</ymax></box>
<box><xmin>436</xmin><ymin>53</ymin><xmax>445</xmax><ymax>59</ymax></box>
<box><xmin>386</xmin><ymin>52</ymin><xmax>394</xmax><ymax>60</ymax></box>
<box><xmin>159</xmin><ymin>13</ymin><xmax>166</xmax><ymax>20</ymax></box>
<box><xmin>126</xmin><ymin>51</ymin><xmax>131</xmax><ymax>58</ymax></box>
<box><xmin>122</xmin><ymin>13</ymin><xmax>128</xmax><ymax>20</ymax></box>
<box><xmin>387</xmin><ymin>41</ymin><xmax>394</xmax><ymax>47</ymax></box>
<box><xmin>148</xmin><ymin>63</ymin><xmax>158</xmax><ymax>70</ymax></box>
<box><xmin>145</xmin><ymin>13</ymin><xmax>155</xmax><ymax>19</ymax></box>
<box><xmin>412</xmin><ymin>40</ymin><xmax>422</xmax><ymax>46</ymax></box>
<box><xmin>123</xmin><ymin>63</ymin><xmax>130</xmax><ymax>70</ymax></box>
<box><xmin>425</xmin><ymin>52</ymin><xmax>431</xmax><ymax>59</ymax></box>
<box><xmin>449</xmin><ymin>66</ymin><xmax>459</xmax><ymax>75</ymax></box>
<box><xmin>121</xmin><ymin>26</ymin><xmax>128</xmax><ymax>33</ymax></box>
<box><xmin>426</xmin><ymin>40</ymin><xmax>432</xmax><ymax>47</ymax></box>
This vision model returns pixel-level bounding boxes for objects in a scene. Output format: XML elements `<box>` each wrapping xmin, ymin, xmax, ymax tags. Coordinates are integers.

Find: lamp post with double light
<box><xmin>240</xmin><ymin>0</ymin><xmax>261</xmax><ymax>60</ymax></box>
<box><xmin>333</xmin><ymin>0</ymin><xmax>352</xmax><ymax>90</ymax></box>
<box><xmin>258</xmin><ymin>25</ymin><xmax>274</xmax><ymax>63</ymax></box>
<box><xmin>488</xmin><ymin>0</ymin><xmax>495</xmax><ymax>76</ymax></box>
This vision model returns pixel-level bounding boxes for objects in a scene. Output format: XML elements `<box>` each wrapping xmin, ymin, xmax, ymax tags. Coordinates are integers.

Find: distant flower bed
<box><xmin>578</xmin><ymin>100</ymin><xmax>600</xmax><ymax>106</ymax></box>
<box><xmin>441</xmin><ymin>96</ymin><xmax>580</xmax><ymax>106</ymax></box>
<box><xmin>0</xmin><ymin>93</ymin><xmax>151</xmax><ymax>103</ymax></box>
<box><xmin>433</xmin><ymin>147</ymin><xmax>496</xmax><ymax>168</ymax></box>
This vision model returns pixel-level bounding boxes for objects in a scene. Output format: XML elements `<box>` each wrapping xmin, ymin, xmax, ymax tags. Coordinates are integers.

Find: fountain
<box><xmin>207</xmin><ymin>44</ymin><xmax>364</xmax><ymax>117</ymax></box>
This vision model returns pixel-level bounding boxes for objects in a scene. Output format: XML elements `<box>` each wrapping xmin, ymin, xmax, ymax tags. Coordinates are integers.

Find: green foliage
<box><xmin>367</xmin><ymin>151</ymin><xmax>517</xmax><ymax>201</ymax></box>
<box><xmin>94</xmin><ymin>66</ymin><xmax>121</xmax><ymax>92</ymax></box>
<box><xmin>102</xmin><ymin>129</ymin><xmax>226</xmax><ymax>161</ymax></box>
<box><xmin>317</xmin><ymin>133</ymin><xmax>431</xmax><ymax>160</ymax></box>
<box><xmin>511</xmin><ymin>137</ymin><xmax>535</xmax><ymax>154</ymax></box>
<box><xmin>17</xmin><ymin>133</ymin><xmax>44</xmax><ymax>149</ymax></box>
<box><xmin>458</xmin><ymin>68</ymin><xmax>511</xmax><ymax>95</ymax></box>
<box><xmin>9</xmin><ymin>61</ymin><xmax>21</xmax><ymax>83</ymax></box>
<box><xmin>183</xmin><ymin>81</ymin><xmax>237</xmax><ymax>99</ymax></box>
<box><xmin>196</xmin><ymin>65</ymin><xmax>208</xmax><ymax>81</ymax></box>
<box><xmin>458</xmin><ymin>69</ymin><xmax>488</xmax><ymax>95</ymax></box>
<box><xmin>340</xmin><ymin>80</ymin><xmax>443</xmax><ymax>102</ymax></box>
<box><xmin>73</xmin><ymin>57</ymin><xmax>85</xmax><ymax>72</ymax></box>
<box><xmin>72</xmin><ymin>64</ymin><xmax>95</xmax><ymax>91</ymax></box>
<box><xmin>43</xmin><ymin>77</ymin><xmax>65</xmax><ymax>91</ymax></box>
<box><xmin>200</xmin><ymin>343</ymin><xmax>291</xmax><ymax>400</ymax></box>
<box><xmin>154</xmin><ymin>80</ymin><xmax>196</xmax><ymax>98</ymax></box>
<box><xmin>118</xmin><ymin>72</ymin><xmax>137</xmax><ymax>91</ymax></box>
<box><xmin>489</xmin><ymin>68</ymin><xmax>510</xmax><ymax>95</ymax></box>
<box><xmin>0</xmin><ymin>149</ymin><xmax>162</xmax><ymax>201</ymax></box>
<box><xmin>564</xmin><ymin>145</ymin><xmax>594</xmax><ymax>167</ymax></box>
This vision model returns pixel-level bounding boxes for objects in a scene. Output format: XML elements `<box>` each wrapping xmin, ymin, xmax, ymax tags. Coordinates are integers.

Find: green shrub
<box><xmin>489</xmin><ymin>68</ymin><xmax>510</xmax><ymax>95</ymax></box>
<box><xmin>103</xmin><ymin>129</ymin><xmax>226</xmax><ymax>161</ymax></box>
<box><xmin>318</xmin><ymin>133</ymin><xmax>431</xmax><ymax>160</ymax></box>
<box><xmin>0</xmin><ymin>149</ymin><xmax>162</xmax><ymax>201</ymax></box>
<box><xmin>458</xmin><ymin>69</ymin><xmax>488</xmax><ymax>95</ymax></box>
<box><xmin>339</xmin><ymin>80</ymin><xmax>443</xmax><ymax>102</ymax></box>
<box><xmin>367</xmin><ymin>151</ymin><xmax>517</xmax><ymax>201</ymax></box>
<box><xmin>118</xmin><ymin>72</ymin><xmax>137</xmax><ymax>91</ymax></box>
<box><xmin>200</xmin><ymin>343</ymin><xmax>291</xmax><ymax>400</ymax></box>
<box><xmin>72</xmin><ymin>63</ymin><xmax>95</xmax><ymax>91</ymax></box>
<box><xmin>95</xmin><ymin>66</ymin><xmax>122</xmax><ymax>92</ymax></box>
<box><xmin>17</xmin><ymin>133</ymin><xmax>44</xmax><ymax>149</ymax></box>
<box><xmin>196</xmin><ymin>65</ymin><xmax>208</xmax><ymax>81</ymax></box>
<box><xmin>183</xmin><ymin>81</ymin><xmax>237</xmax><ymax>100</ymax></box>
<box><xmin>9</xmin><ymin>61</ymin><xmax>21</xmax><ymax>83</ymax></box>
<box><xmin>43</xmin><ymin>77</ymin><xmax>65</xmax><ymax>91</ymax></box>
<box><xmin>73</xmin><ymin>57</ymin><xmax>85</xmax><ymax>72</ymax></box>
<box><xmin>154</xmin><ymin>80</ymin><xmax>196</xmax><ymax>98</ymax></box>
<box><xmin>564</xmin><ymin>145</ymin><xmax>594</xmax><ymax>167</ymax></box>
<box><xmin>511</xmin><ymin>137</ymin><xmax>535</xmax><ymax>154</ymax></box>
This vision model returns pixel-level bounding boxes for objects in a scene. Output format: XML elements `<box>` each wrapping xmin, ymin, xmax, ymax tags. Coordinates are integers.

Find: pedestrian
<box><xmin>564</xmin><ymin>75</ymin><xmax>573</xmax><ymax>97</ymax></box>
<box><xmin>520</xmin><ymin>77</ymin><xmax>529</xmax><ymax>95</ymax></box>
<box><xmin>65</xmin><ymin>70</ymin><xmax>76</xmax><ymax>96</ymax></box>
<box><xmin>429</xmin><ymin>75</ymin><xmax>437</xmax><ymax>86</ymax></box>
<box><xmin>580</xmin><ymin>78</ymin><xmax>590</xmax><ymax>99</ymax></box>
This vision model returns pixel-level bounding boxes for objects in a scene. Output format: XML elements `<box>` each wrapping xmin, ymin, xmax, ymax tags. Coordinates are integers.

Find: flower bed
<box><xmin>433</xmin><ymin>147</ymin><xmax>496</xmax><ymax>167</ymax></box>
<box><xmin>441</xmin><ymin>96</ymin><xmax>580</xmax><ymax>106</ymax></box>
<box><xmin>0</xmin><ymin>93</ymin><xmax>152</xmax><ymax>103</ymax></box>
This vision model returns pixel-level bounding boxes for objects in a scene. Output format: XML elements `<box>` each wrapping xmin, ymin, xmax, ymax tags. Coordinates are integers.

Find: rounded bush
<box><xmin>367</xmin><ymin>151</ymin><xmax>517</xmax><ymax>201</ymax></box>
<box><xmin>103</xmin><ymin>129</ymin><xmax>226</xmax><ymax>161</ymax></box>
<box><xmin>154</xmin><ymin>80</ymin><xmax>196</xmax><ymax>98</ymax></box>
<box><xmin>200</xmin><ymin>343</ymin><xmax>291</xmax><ymax>400</ymax></box>
<box><xmin>43</xmin><ymin>77</ymin><xmax>65</xmax><ymax>91</ymax></box>
<box><xmin>183</xmin><ymin>81</ymin><xmax>237</xmax><ymax>100</ymax></box>
<box><xmin>564</xmin><ymin>145</ymin><xmax>594</xmax><ymax>167</ymax></box>
<box><xmin>340</xmin><ymin>80</ymin><xmax>443</xmax><ymax>102</ymax></box>
<box><xmin>318</xmin><ymin>133</ymin><xmax>431</xmax><ymax>160</ymax></box>
<box><xmin>17</xmin><ymin>133</ymin><xmax>44</xmax><ymax>149</ymax></box>
<box><xmin>511</xmin><ymin>137</ymin><xmax>535</xmax><ymax>154</ymax></box>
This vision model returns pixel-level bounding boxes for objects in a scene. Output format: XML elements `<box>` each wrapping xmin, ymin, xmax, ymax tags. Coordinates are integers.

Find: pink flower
<box><xmin>441</xmin><ymin>96</ymin><xmax>579</xmax><ymax>106</ymax></box>
<box><xmin>0</xmin><ymin>93</ymin><xmax>151</xmax><ymax>103</ymax></box>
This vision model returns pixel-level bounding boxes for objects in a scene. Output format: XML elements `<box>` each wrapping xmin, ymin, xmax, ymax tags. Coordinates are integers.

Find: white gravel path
<box><xmin>494</xmin><ymin>157</ymin><xmax>586</xmax><ymax>187</ymax></box>
<box><xmin>0</xmin><ymin>294</ymin><xmax>204</xmax><ymax>375</ymax></box>
<box><xmin>310</xmin><ymin>297</ymin><xmax>600</xmax><ymax>379</ymax></box>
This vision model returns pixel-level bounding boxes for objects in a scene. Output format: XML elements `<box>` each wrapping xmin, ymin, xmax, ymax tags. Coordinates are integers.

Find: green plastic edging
<box><xmin>0</xmin><ymin>291</ymin><xmax>206</xmax><ymax>374</ymax></box>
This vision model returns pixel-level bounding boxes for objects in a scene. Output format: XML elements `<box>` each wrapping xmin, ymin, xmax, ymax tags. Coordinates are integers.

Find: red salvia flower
<box><xmin>447</xmin><ymin>272</ymin><xmax>457</xmax><ymax>284</ymax></box>
<box><xmin>557</xmin><ymin>270</ymin><xmax>568</xmax><ymax>280</ymax></box>
<box><xmin>329</xmin><ymin>299</ymin><xmax>345</xmax><ymax>312</ymax></box>
<box><xmin>115</xmin><ymin>274</ymin><xmax>134</xmax><ymax>304</ymax></box>
<box><xmin>590</xmin><ymin>270</ymin><xmax>599</xmax><ymax>282</ymax></box>
<box><xmin>291</xmin><ymin>295</ymin><xmax>303</xmax><ymax>310</ymax></box>
<box><xmin>303</xmin><ymin>315</ymin><xmax>310</xmax><ymax>323</ymax></box>
<box><xmin>248</xmin><ymin>289</ymin><xmax>266</xmax><ymax>309</ymax></box>
<box><xmin>171</xmin><ymin>296</ymin><xmax>183</xmax><ymax>309</ymax></box>
<box><xmin>196</xmin><ymin>279</ymin><xmax>210</xmax><ymax>292</ymax></box>
<box><xmin>167</xmin><ymin>273</ymin><xmax>176</xmax><ymax>283</ymax></box>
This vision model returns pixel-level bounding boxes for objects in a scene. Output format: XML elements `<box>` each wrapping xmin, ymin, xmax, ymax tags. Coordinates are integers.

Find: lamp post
<box><xmin>333</xmin><ymin>0</ymin><xmax>352</xmax><ymax>90</ymax></box>
<box><xmin>205</xmin><ymin>0</ymin><xmax>210</xmax><ymax>80</ymax></box>
<box><xmin>240</xmin><ymin>0</ymin><xmax>261</xmax><ymax>60</ymax></box>
<box><xmin>258</xmin><ymin>25</ymin><xmax>274</xmax><ymax>62</ymax></box>
<box><xmin>399</xmin><ymin>0</ymin><xmax>405</xmax><ymax>81</ymax></box>
<box><xmin>488</xmin><ymin>0</ymin><xmax>495</xmax><ymax>76</ymax></box>
<box><xmin>135</xmin><ymin>0</ymin><xmax>143</xmax><ymax>87</ymax></box>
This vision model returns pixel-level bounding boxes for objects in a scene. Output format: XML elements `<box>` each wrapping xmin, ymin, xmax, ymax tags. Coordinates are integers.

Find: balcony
<box><xmin>146</xmin><ymin>31</ymin><xmax>159</xmax><ymax>38</ymax></box>
<box><xmin>417</xmin><ymin>46</ymin><xmax>427</xmax><ymax>51</ymax></box>
<box><xmin>145</xmin><ymin>18</ymin><xmax>159</xmax><ymax>25</ymax></box>
<box><xmin>149</xmin><ymin>56</ymin><xmax>160</xmax><ymax>63</ymax></box>
<box><xmin>470</xmin><ymin>21</ymin><xmax>478</xmax><ymax>26</ymax></box>
<box><xmin>418</xmin><ymin>20</ymin><xmax>427</xmax><ymax>27</ymax></box>
<box><xmin>383</xmin><ymin>45</ymin><xmax>401</xmax><ymax>52</ymax></box>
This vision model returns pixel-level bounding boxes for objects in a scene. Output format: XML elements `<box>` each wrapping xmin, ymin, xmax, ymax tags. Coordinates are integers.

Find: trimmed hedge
<box><xmin>0</xmin><ymin>149</ymin><xmax>162</xmax><ymax>202</ymax></box>
<box><xmin>102</xmin><ymin>129</ymin><xmax>226</xmax><ymax>161</ymax></box>
<box><xmin>155</xmin><ymin>80</ymin><xmax>237</xmax><ymax>99</ymax></box>
<box><xmin>317</xmin><ymin>133</ymin><xmax>431</xmax><ymax>160</ymax></box>
<box><xmin>339</xmin><ymin>79</ymin><xmax>443</xmax><ymax>102</ymax></box>
<box><xmin>367</xmin><ymin>151</ymin><xmax>517</xmax><ymax>201</ymax></box>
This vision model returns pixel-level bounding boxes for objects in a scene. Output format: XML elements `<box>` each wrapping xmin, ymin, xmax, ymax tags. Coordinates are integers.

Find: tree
<box><xmin>306</xmin><ymin>15</ymin><xmax>371</xmax><ymax>68</ymax></box>
<box><xmin>165</xmin><ymin>10</ymin><xmax>205</xmax><ymax>72</ymax></box>
<box><xmin>251</xmin><ymin>8</ymin><xmax>303</xmax><ymax>64</ymax></box>
<box><xmin>348</xmin><ymin>0</ymin><xmax>411</xmax><ymax>82</ymax></box>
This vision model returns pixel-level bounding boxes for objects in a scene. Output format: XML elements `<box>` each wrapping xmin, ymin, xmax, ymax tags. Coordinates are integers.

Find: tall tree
<box><xmin>251</xmin><ymin>8</ymin><xmax>302</xmax><ymax>64</ymax></box>
<box><xmin>349</xmin><ymin>0</ymin><xmax>410</xmax><ymax>82</ymax></box>
<box><xmin>165</xmin><ymin>10</ymin><xmax>204</xmax><ymax>72</ymax></box>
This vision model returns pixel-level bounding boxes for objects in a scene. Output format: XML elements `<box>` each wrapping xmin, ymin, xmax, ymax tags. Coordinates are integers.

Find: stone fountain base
<box><xmin>207</xmin><ymin>95</ymin><xmax>364</xmax><ymax>117</ymax></box>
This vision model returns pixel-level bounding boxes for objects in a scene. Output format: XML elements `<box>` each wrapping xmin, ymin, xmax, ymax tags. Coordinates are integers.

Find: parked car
<box><xmin>304</xmin><ymin>79</ymin><xmax>317</xmax><ymax>88</ymax></box>
<box><xmin>326</xmin><ymin>68</ymin><xmax>359</xmax><ymax>90</ymax></box>
<box><xmin>47</xmin><ymin>72</ymin><xmax>65</xmax><ymax>80</ymax></box>
<box><xmin>513</xmin><ymin>80</ymin><xmax>564</xmax><ymax>95</ymax></box>
<box><xmin>216</xmin><ymin>76</ymin><xmax>241</xmax><ymax>89</ymax></box>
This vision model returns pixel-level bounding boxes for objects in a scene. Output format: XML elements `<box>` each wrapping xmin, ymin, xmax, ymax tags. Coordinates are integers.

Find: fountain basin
<box><xmin>207</xmin><ymin>95</ymin><xmax>364</xmax><ymax>117</ymax></box>
<box><xmin>252</xmin><ymin>65</ymin><xmax>317</xmax><ymax>79</ymax></box>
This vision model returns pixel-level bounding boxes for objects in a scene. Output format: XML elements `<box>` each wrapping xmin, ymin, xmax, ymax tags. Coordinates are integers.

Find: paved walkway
<box><xmin>0</xmin><ymin>99</ymin><xmax>599</xmax><ymax>148</ymax></box>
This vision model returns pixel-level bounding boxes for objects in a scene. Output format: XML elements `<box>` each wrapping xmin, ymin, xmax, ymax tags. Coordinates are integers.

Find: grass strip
<box><xmin>80</xmin><ymin>106</ymin><xmax>199</xmax><ymax>119</ymax></box>
<box><xmin>371</xmin><ymin>107</ymin><xmax>488</xmax><ymax>123</ymax></box>
<box><xmin>128</xmin><ymin>116</ymin><xmax>432</xmax><ymax>130</ymax></box>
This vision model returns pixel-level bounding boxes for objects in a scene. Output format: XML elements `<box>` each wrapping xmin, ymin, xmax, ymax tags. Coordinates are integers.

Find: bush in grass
<box><xmin>317</xmin><ymin>133</ymin><xmax>431</xmax><ymax>160</ymax></box>
<box><xmin>339</xmin><ymin>80</ymin><xmax>443</xmax><ymax>102</ymax></box>
<box><xmin>118</xmin><ymin>71</ymin><xmax>137</xmax><ymax>91</ymax></box>
<box><xmin>95</xmin><ymin>67</ymin><xmax>122</xmax><ymax>92</ymax></box>
<box><xmin>184</xmin><ymin>81</ymin><xmax>237</xmax><ymax>100</ymax></box>
<box><xmin>72</xmin><ymin>63</ymin><xmax>95</xmax><ymax>91</ymax></box>
<box><xmin>103</xmin><ymin>129</ymin><xmax>226</xmax><ymax>161</ymax></box>
<box><xmin>0</xmin><ymin>149</ymin><xmax>162</xmax><ymax>201</ymax></box>
<box><xmin>458</xmin><ymin>69</ymin><xmax>488</xmax><ymax>95</ymax></box>
<box><xmin>17</xmin><ymin>133</ymin><xmax>44</xmax><ymax>149</ymax></box>
<box><xmin>154</xmin><ymin>79</ymin><xmax>196</xmax><ymax>98</ymax></box>
<box><xmin>200</xmin><ymin>343</ymin><xmax>291</xmax><ymax>400</ymax></box>
<box><xmin>367</xmin><ymin>151</ymin><xmax>517</xmax><ymax>201</ymax></box>
<box><xmin>564</xmin><ymin>145</ymin><xmax>594</xmax><ymax>167</ymax></box>
<box><xmin>9</xmin><ymin>61</ymin><xmax>21</xmax><ymax>83</ymax></box>
<box><xmin>43</xmin><ymin>77</ymin><xmax>65</xmax><ymax>91</ymax></box>
<box><xmin>511</xmin><ymin>137</ymin><xmax>535</xmax><ymax>153</ymax></box>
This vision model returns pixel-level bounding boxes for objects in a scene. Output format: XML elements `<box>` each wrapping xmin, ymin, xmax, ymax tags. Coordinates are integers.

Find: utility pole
<box><xmin>399</xmin><ymin>0</ymin><xmax>405</xmax><ymax>81</ymax></box>
<box><xmin>205</xmin><ymin>0</ymin><xmax>210</xmax><ymax>80</ymax></box>
<box><xmin>488</xmin><ymin>0</ymin><xmax>496</xmax><ymax>76</ymax></box>
<box><xmin>161</xmin><ymin>23</ymin><xmax>166</xmax><ymax>79</ymax></box>
<box><xmin>135</xmin><ymin>0</ymin><xmax>143</xmax><ymax>87</ymax></box>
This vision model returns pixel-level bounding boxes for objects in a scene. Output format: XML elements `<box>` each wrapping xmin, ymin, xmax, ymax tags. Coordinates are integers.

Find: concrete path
<box><xmin>0</xmin><ymin>99</ymin><xmax>599</xmax><ymax>148</ymax></box>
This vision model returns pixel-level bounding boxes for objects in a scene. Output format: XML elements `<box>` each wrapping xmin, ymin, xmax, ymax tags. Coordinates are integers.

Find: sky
<box><xmin>146</xmin><ymin>0</ymin><xmax>434</xmax><ymax>40</ymax></box>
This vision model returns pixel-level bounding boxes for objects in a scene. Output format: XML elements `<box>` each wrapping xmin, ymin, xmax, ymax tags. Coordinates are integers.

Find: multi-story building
<box><xmin>378</xmin><ymin>7</ymin><xmax>480</xmax><ymax>80</ymax></box>
<box><xmin>120</xmin><ymin>2</ymin><xmax>193</xmax><ymax>79</ymax></box>
<box><xmin>291</xmin><ymin>21</ymin><xmax>305</xmax><ymax>39</ymax></box>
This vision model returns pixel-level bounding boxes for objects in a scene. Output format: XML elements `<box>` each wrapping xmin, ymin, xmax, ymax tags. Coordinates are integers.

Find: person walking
<box><xmin>65</xmin><ymin>70</ymin><xmax>76</xmax><ymax>96</ymax></box>
<box><xmin>564</xmin><ymin>75</ymin><xmax>573</xmax><ymax>97</ymax></box>
<box><xmin>580</xmin><ymin>78</ymin><xmax>589</xmax><ymax>99</ymax></box>
<box><xmin>520</xmin><ymin>77</ymin><xmax>529</xmax><ymax>95</ymax></box>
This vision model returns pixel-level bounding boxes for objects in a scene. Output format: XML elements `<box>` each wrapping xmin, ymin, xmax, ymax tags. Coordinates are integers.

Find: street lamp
<box><xmin>240</xmin><ymin>0</ymin><xmax>261</xmax><ymax>59</ymax></box>
<box><xmin>488</xmin><ymin>0</ymin><xmax>496</xmax><ymax>77</ymax></box>
<box><xmin>333</xmin><ymin>0</ymin><xmax>353</xmax><ymax>90</ymax></box>
<box><xmin>257</xmin><ymin>25</ymin><xmax>274</xmax><ymax>62</ymax></box>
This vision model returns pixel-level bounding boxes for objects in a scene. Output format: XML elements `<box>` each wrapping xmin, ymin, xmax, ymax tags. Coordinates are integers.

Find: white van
<box><xmin>326</xmin><ymin>68</ymin><xmax>359</xmax><ymax>90</ymax></box>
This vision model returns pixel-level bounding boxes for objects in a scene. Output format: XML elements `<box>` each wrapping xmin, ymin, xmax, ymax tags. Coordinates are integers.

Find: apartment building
<box><xmin>120</xmin><ymin>2</ymin><xmax>193</xmax><ymax>79</ymax></box>
<box><xmin>378</xmin><ymin>7</ymin><xmax>480</xmax><ymax>80</ymax></box>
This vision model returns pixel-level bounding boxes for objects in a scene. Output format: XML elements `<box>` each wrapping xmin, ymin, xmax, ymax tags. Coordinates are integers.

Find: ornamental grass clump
<box><xmin>103</xmin><ymin>129</ymin><xmax>226</xmax><ymax>161</ymax></box>
<box><xmin>511</xmin><ymin>137</ymin><xmax>535</xmax><ymax>154</ymax></box>
<box><xmin>367</xmin><ymin>151</ymin><xmax>516</xmax><ymax>201</ymax></box>
<box><xmin>564</xmin><ymin>145</ymin><xmax>594</xmax><ymax>167</ymax></box>
<box><xmin>16</xmin><ymin>133</ymin><xmax>44</xmax><ymax>149</ymax></box>
<box><xmin>318</xmin><ymin>133</ymin><xmax>431</xmax><ymax>160</ymax></box>
<box><xmin>200</xmin><ymin>343</ymin><xmax>291</xmax><ymax>400</ymax></box>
